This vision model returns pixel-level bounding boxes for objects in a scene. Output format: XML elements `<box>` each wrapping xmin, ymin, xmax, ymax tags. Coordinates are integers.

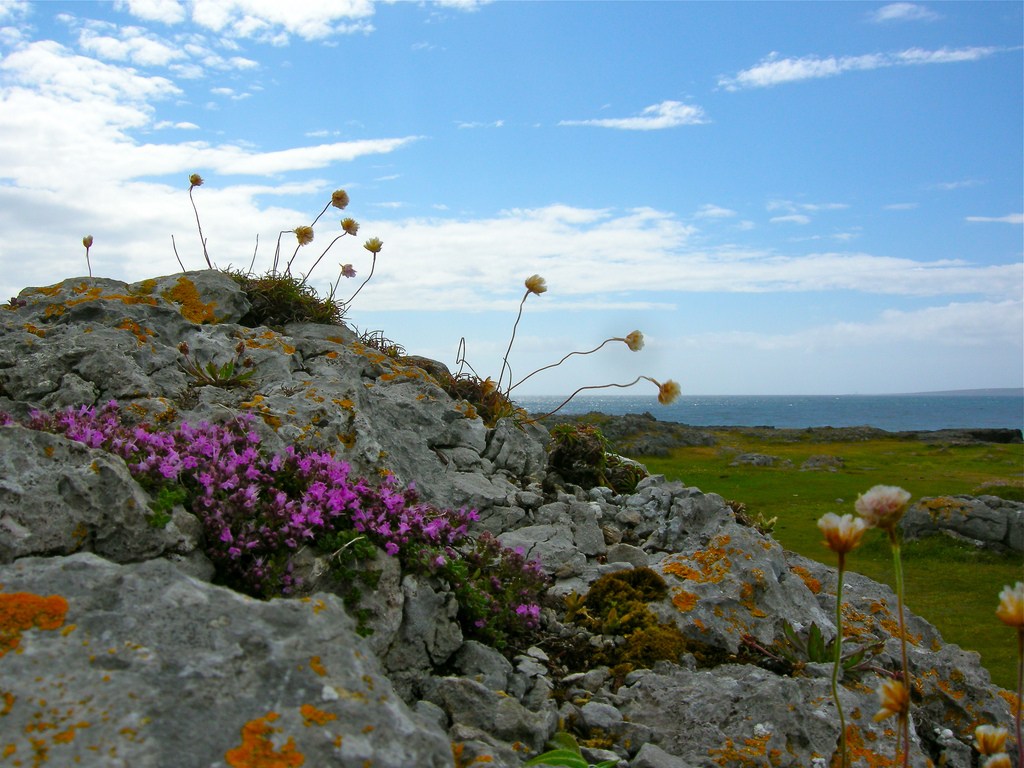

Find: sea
<box><xmin>515</xmin><ymin>391</ymin><xmax>1024</xmax><ymax>433</ymax></box>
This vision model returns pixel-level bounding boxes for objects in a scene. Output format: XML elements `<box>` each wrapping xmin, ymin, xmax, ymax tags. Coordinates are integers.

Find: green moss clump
<box><xmin>227</xmin><ymin>270</ymin><xmax>343</xmax><ymax>328</ymax></box>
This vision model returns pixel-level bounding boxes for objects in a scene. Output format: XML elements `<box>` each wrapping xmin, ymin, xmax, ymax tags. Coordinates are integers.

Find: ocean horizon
<box><xmin>516</xmin><ymin>390</ymin><xmax>1024</xmax><ymax>433</ymax></box>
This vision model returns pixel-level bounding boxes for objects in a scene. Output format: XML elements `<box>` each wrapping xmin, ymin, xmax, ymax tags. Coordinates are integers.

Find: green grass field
<box><xmin>638</xmin><ymin>432</ymin><xmax>1024</xmax><ymax>690</ymax></box>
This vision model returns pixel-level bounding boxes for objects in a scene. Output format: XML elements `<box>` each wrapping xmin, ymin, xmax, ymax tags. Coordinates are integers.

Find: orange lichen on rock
<box><xmin>662</xmin><ymin>535</ymin><xmax>734</xmax><ymax>585</ymax></box>
<box><xmin>309</xmin><ymin>656</ymin><xmax>327</xmax><ymax>677</ymax></box>
<box><xmin>162</xmin><ymin>277</ymin><xmax>217</xmax><ymax>324</ymax></box>
<box><xmin>708</xmin><ymin>733</ymin><xmax>782</xmax><ymax>767</ymax></box>
<box><xmin>299</xmin><ymin>704</ymin><xmax>336</xmax><ymax>727</ymax></box>
<box><xmin>790</xmin><ymin>565</ymin><xmax>822</xmax><ymax>594</ymax></box>
<box><xmin>672</xmin><ymin>589</ymin><xmax>699</xmax><ymax>612</ymax></box>
<box><xmin>225</xmin><ymin>712</ymin><xmax>304</xmax><ymax>768</ymax></box>
<box><xmin>0</xmin><ymin>591</ymin><xmax>69</xmax><ymax>657</ymax></box>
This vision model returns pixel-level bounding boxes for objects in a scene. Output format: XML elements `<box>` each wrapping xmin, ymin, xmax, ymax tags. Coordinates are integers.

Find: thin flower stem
<box><xmin>510</xmin><ymin>338</ymin><xmax>619</xmax><ymax>392</ymax></box>
<box><xmin>1015</xmin><ymin>628</ymin><xmax>1023</xmax><ymax>767</ymax></box>
<box><xmin>300</xmin><ymin>234</ymin><xmax>347</xmax><ymax>287</ymax></box>
<box><xmin>189</xmin><ymin>186</ymin><xmax>212</xmax><ymax>269</ymax></box>
<box><xmin>309</xmin><ymin>201</ymin><xmax>332</xmax><ymax>228</ymax></box>
<box><xmin>497</xmin><ymin>290</ymin><xmax>529</xmax><ymax>393</ymax></box>
<box><xmin>524</xmin><ymin>376</ymin><xmax>652</xmax><ymax>422</ymax></box>
<box><xmin>889</xmin><ymin>530</ymin><xmax>911</xmax><ymax>768</ymax></box>
<box><xmin>343</xmin><ymin>253</ymin><xmax>377</xmax><ymax>306</ymax></box>
<box><xmin>833</xmin><ymin>552</ymin><xmax>849</xmax><ymax>768</ymax></box>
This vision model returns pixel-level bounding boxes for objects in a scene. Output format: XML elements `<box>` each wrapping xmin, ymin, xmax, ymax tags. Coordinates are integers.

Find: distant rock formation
<box><xmin>0</xmin><ymin>272</ymin><xmax>1017</xmax><ymax>767</ymax></box>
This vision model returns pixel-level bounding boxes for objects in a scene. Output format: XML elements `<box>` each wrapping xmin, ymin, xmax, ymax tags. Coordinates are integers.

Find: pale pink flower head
<box><xmin>524</xmin><ymin>274</ymin><xmax>547</xmax><ymax>295</ymax></box>
<box><xmin>996</xmin><ymin>581</ymin><xmax>1024</xmax><ymax>629</ymax></box>
<box><xmin>974</xmin><ymin>724</ymin><xmax>1009</xmax><ymax>756</ymax></box>
<box><xmin>656</xmin><ymin>379</ymin><xmax>681</xmax><ymax>405</ymax></box>
<box><xmin>623</xmin><ymin>330</ymin><xmax>644</xmax><ymax>352</ymax></box>
<box><xmin>872</xmin><ymin>678</ymin><xmax>909</xmax><ymax>722</ymax></box>
<box><xmin>817</xmin><ymin>512</ymin><xmax>867</xmax><ymax>556</ymax></box>
<box><xmin>340</xmin><ymin>263</ymin><xmax>356</xmax><ymax>279</ymax></box>
<box><xmin>855</xmin><ymin>485</ymin><xmax>911</xmax><ymax>530</ymax></box>
<box><xmin>294</xmin><ymin>226</ymin><xmax>314</xmax><ymax>246</ymax></box>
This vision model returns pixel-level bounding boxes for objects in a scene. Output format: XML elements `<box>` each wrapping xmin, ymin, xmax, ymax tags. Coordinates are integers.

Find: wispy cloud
<box><xmin>966</xmin><ymin>213</ymin><xmax>1024</xmax><ymax>224</ymax></box>
<box><xmin>456</xmin><ymin>119</ymin><xmax>504</xmax><ymax>129</ymax></box>
<box><xmin>695</xmin><ymin>204</ymin><xmax>737</xmax><ymax>219</ymax></box>
<box><xmin>719</xmin><ymin>45</ymin><xmax>1001</xmax><ymax>90</ymax></box>
<box><xmin>770</xmin><ymin>214</ymin><xmax>811</xmax><ymax>225</ymax></box>
<box><xmin>868</xmin><ymin>3</ymin><xmax>940</xmax><ymax>24</ymax></box>
<box><xmin>559</xmin><ymin>100</ymin><xmax>708</xmax><ymax>130</ymax></box>
<box><xmin>929</xmin><ymin>179</ymin><xmax>984</xmax><ymax>191</ymax></box>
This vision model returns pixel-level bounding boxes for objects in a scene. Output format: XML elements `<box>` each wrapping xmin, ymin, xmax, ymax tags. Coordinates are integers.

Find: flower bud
<box><xmin>82</xmin><ymin>235</ymin><xmax>93</xmax><ymax>249</ymax></box>
<box><xmin>524</xmin><ymin>275</ymin><xmax>547</xmax><ymax>295</ymax></box>
<box><xmin>189</xmin><ymin>173</ymin><xmax>204</xmax><ymax>187</ymax></box>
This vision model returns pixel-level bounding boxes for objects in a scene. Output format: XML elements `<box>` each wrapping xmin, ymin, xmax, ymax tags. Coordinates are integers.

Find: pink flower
<box><xmin>855</xmin><ymin>485</ymin><xmax>912</xmax><ymax>530</ymax></box>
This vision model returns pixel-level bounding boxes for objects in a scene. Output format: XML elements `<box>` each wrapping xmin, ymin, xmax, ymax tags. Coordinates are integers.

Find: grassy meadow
<box><xmin>638</xmin><ymin>431</ymin><xmax>1024</xmax><ymax>690</ymax></box>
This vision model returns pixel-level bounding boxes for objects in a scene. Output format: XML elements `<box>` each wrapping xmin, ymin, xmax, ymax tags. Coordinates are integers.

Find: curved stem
<box><xmin>309</xmin><ymin>201</ymin><xmax>332</xmax><ymax>228</ymax></box>
<box><xmin>343</xmin><ymin>253</ymin><xmax>377</xmax><ymax>306</ymax></box>
<box><xmin>523</xmin><ymin>376</ymin><xmax>650</xmax><ymax>422</ymax></box>
<box><xmin>189</xmin><ymin>186</ymin><xmax>212</xmax><ymax>269</ymax></box>
<box><xmin>832</xmin><ymin>554</ymin><xmax>848</xmax><ymax>768</ymax></box>
<box><xmin>497</xmin><ymin>291</ymin><xmax>529</xmax><ymax>393</ymax></box>
<box><xmin>299</xmin><ymin>234</ymin><xmax>347</xmax><ymax>287</ymax></box>
<box><xmin>510</xmin><ymin>338</ymin><xmax>619</xmax><ymax>392</ymax></box>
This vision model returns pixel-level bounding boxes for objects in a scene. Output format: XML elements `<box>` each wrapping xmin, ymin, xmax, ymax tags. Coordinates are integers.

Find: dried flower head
<box><xmin>817</xmin><ymin>512</ymin><xmax>867</xmax><ymax>555</ymax></box>
<box><xmin>624</xmin><ymin>330</ymin><xmax>644</xmax><ymax>352</ymax></box>
<box><xmin>974</xmin><ymin>725</ymin><xmax>1010</xmax><ymax>756</ymax></box>
<box><xmin>872</xmin><ymin>678</ymin><xmax>909</xmax><ymax>722</ymax></box>
<box><xmin>480</xmin><ymin>377</ymin><xmax>497</xmax><ymax>397</ymax></box>
<box><xmin>855</xmin><ymin>485</ymin><xmax>912</xmax><ymax>530</ymax></box>
<box><xmin>996</xmin><ymin>581</ymin><xmax>1024</xmax><ymax>628</ymax></box>
<box><xmin>341</xmin><ymin>218</ymin><xmax>359</xmax><ymax>236</ymax></box>
<box><xmin>189</xmin><ymin>173</ymin><xmax>203</xmax><ymax>187</ymax></box>
<box><xmin>82</xmin><ymin>235</ymin><xmax>93</xmax><ymax>249</ymax></box>
<box><xmin>982</xmin><ymin>754</ymin><xmax>1012</xmax><ymax>768</ymax></box>
<box><xmin>363</xmin><ymin>237</ymin><xmax>383</xmax><ymax>254</ymax></box>
<box><xmin>524</xmin><ymin>274</ymin><xmax>547</xmax><ymax>295</ymax></box>
<box><xmin>656</xmin><ymin>379</ymin><xmax>681</xmax><ymax>405</ymax></box>
<box><xmin>340</xmin><ymin>263</ymin><xmax>356</xmax><ymax>278</ymax></box>
<box><xmin>294</xmin><ymin>226</ymin><xmax>314</xmax><ymax>246</ymax></box>
<box><xmin>331</xmin><ymin>189</ymin><xmax>350</xmax><ymax>210</ymax></box>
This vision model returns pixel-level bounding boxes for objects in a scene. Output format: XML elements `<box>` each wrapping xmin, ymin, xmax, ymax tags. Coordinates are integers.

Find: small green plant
<box><xmin>729</xmin><ymin>499</ymin><xmax>778</xmax><ymax>535</ymax></box>
<box><xmin>177</xmin><ymin>341</ymin><xmax>256</xmax><ymax>388</ymax></box>
<box><xmin>742</xmin><ymin>620</ymin><xmax>882</xmax><ymax>678</ymax></box>
<box><xmin>525</xmin><ymin>732</ymin><xmax>618</xmax><ymax>768</ymax></box>
<box><xmin>146</xmin><ymin>484</ymin><xmax>188</xmax><ymax>528</ymax></box>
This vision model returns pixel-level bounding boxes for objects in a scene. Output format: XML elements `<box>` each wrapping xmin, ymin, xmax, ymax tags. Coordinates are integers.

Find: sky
<box><xmin>0</xmin><ymin>0</ymin><xmax>1021</xmax><ymax>398</ymax></box>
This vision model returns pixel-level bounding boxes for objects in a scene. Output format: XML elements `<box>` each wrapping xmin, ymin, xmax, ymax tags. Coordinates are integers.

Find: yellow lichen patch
<box><xmin>839</xmin><ymin>723</ymin><xmax>898</xmax><ymax>768</ymax></box>
<box><xmin>455</xmin><ymin>401</ymin><xmax>478</xmax><ymax>420</ymax></box>
<box><xmin>43</xmin><ymin>304</ymin><xmax>65</xmax><ymax>319</ymax></box>
<box><xmin>662</xmin><ymin>535</ymin><xmax>734</xmax><ymax>585</ymax></box>
<box><xmin>738</xmin><ymin>582</ymin><xmax>768</xmax><ymax>619</ymax></box>
<box><xmin>1</xmin><ymin>691</ymin><xmax>14</xmax><ymax>715</ymax></box>
<box><xmin>325</xmin><ymin>351</ymin><xmax>338</xmax><ymax>359</ymax></box>
<box><xmin>917</xmin><ymin>496</ymin><xmax>970</xmax><ymax>522</ymax></box>
<box><xmin>116</xmin><ymin>318</ymin><xmax>154</xmax><ymax>346</ymax></box>
<box><xmin>0</xmin><ymin>591</ymin><xmax>69</xmax><ymax>657</ymax></box>
<box><xmin>162</xmin><ymin>277</ymin><xmax>217</xmax><ymax>325</ymax></box>
<box><xmin>332</xmin><ymin>398</ymin><xmax>355</xmax><ymax>412</ymax></box>
<box><xmin>672</xmin><ymin>589</ymin><xmax>699</xmax><ymax>612</ymax></box>
<box><xmin>299</xmin><ymin>704</ymin><xmax>336</xmax><ymax>727</ymax></box>
<box><xmin>134</xmin><ymin>279</ymin><xmax>158</xmax><ymax>295</ymax></box>
<box><xmin>27</xmin><ymin>284</ymin><xmax>63</xmax><ymax>298</ymax></box>
<box><xmin>790</xmin><ymin>565</ymin><xmax>822</xmax><ymax>594</ymax></box>
<box><xmin>22</xmin><ymin>323</ymin><xmax>46</xmax><ymax>338</ymax></box>
<box><xmin>708</xmin><ymin>733</ymin><xmax>782</xmax><ymax>767</ymax></box>
<box><xmin>224</xmin><ymin>712</ymin><xmax>304</xmax><ymax>768</ymax></box>
<box><xmin>309</xmin><ymin>656</ymin><xmax>327</xmax><ymax>677</ymax></box>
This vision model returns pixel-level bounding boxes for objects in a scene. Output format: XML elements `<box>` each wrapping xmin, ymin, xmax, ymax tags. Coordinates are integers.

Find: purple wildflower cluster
<box><xmin>6</xmin><ymin>402</ymin><xmax>546</xmax><ymax>645</ymax></box>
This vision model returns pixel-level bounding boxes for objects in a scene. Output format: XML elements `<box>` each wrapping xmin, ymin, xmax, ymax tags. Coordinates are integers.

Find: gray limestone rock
<box><xmin>0</xmin><ymin>553</ymin><xmax>451</xmax><ymax>768</ymax></box>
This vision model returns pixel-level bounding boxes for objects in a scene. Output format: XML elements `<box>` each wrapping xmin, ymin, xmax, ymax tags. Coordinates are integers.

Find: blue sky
<box><xmin>0</xmin><ymin>1</ymin><xmax>1021</xmax><ymax>398</ymax></box>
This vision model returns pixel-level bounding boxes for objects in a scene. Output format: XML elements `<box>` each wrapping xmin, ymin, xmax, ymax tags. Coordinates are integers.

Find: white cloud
<box><xmin>770</xmin><ymin>214</ymin><xmax>811</xmax><ymax>225</ymax></box>
<box><xmin>78</xmin><ymin>26</ymin><xmax>187</xmax><ymax>67</ymax></box>
<box><xmin>154</xmin><ymin>120</ymin><xmax>199</xmax><ymax>129</ymax></box>
<box><xmin>0</xmin><ymin>0</ymin><xmax>29</xmax><ymax>23</ymax></box>
<box><xmin>966</xmin><ymin>213</ymin><xmax>1024</xmax><ymax>224</ymax></box>
<box><xmin>559</xmin><ymin>100</ymin><xmax>708</xmax><ymax>130</ymax></box>
<box><xmin>885</xmin><ymin>202</ymin><xmax>918</xmax><ymax>210</ymax></box>
<box><xmin>456</xmin><ymin>119</ymin><xmax>504</xmax><ymax>129</ymax></box>
<box><xmin>189</xmin><ymin>0</ymin><xmax>376</xmax><ymax>43</ymax></box>
<box><xmin>114</xmin><ymin>0</ymin><xmax>187</xmax><ymax>25</ymax></box>
<box><xmin>719</xmin><ymin>46</ymin><xmax>1002</xmax><ymax>90</ymax></box>
<box><xmin>695</xmin><ymin>204</ymin><xmax>737</xmax><ymax>219</ymax></box>
<box><xmin>869</xmin><ymin>3</ymin><xmax>940</xmax><ymax>23</ymax></box>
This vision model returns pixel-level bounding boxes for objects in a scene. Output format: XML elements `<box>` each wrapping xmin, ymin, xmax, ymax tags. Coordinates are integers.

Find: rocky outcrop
<box><xmin>902</xmin><ymin>494</ymin><xmax>1024</xmax><ymax>553</ymax></box>
<box><xmin>0</xmin><ymin>272</ymin><xmax>1018</xmax><ymax>767</ymax></box>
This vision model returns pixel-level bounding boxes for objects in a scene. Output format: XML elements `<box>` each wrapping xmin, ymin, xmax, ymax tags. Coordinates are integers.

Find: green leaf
<box><xmin>524</xmin><ymin>749</ymin><xmax>590</xmax><ymax>768</ymax></box>
<box><xmin>807</xmin><ymin>623</ymin><xmax>825</xmax><ymax>661</ymax></box>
